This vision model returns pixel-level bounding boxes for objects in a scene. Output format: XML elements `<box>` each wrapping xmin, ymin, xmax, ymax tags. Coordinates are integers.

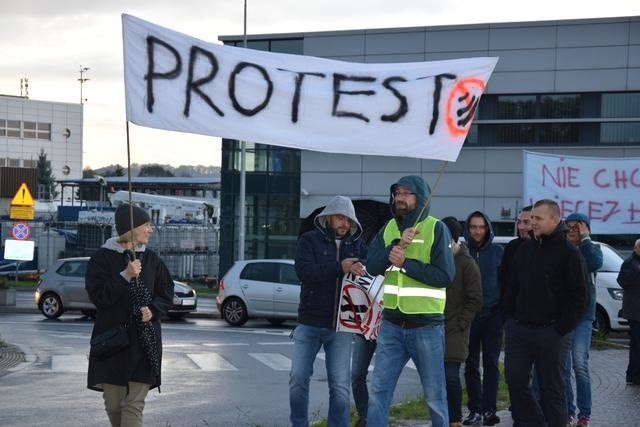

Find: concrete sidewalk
<box><xmin>397</xmin><ymin>347</ymin><xmax>638</xmax><ymax>426</ymax></box>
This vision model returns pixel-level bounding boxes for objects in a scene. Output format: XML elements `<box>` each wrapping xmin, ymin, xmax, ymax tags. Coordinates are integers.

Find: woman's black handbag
<box><xmin>90</xmin><ymin>326</ymin><xmax>130</xmax><ymax>360</ymax></box>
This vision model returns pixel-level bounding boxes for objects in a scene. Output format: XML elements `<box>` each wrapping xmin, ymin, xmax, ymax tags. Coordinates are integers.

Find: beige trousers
<box><xmin>102</xmin><ymin>382</ymin><xmax>150</xmax><ymax>427</ymax></box>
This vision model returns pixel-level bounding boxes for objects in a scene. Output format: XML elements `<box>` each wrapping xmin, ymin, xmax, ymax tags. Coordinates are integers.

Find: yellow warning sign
<box><xmin>10</xmin><ymin>182</ymin><xmax>35</xmax><ymax>207</ymax></box>
<box><xmin>10</xmin><ymin>205</ymin><xmax>34</xmax><ymax>220</ymax></box>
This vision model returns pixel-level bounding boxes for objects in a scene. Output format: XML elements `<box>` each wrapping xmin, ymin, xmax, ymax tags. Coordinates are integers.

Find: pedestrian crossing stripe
<box><xmin>35</xmin><ymin>352</ymin><xmax>418</xmax><ymax>373</ymax></box>
<box><xmin>187</xmin><ymin>353</ymin><xmax>237</xmax><ymax>371</ymax></box>
<box><xmin>249</xmin><ymin>353</ymin><xmax>291</xmax><ymax>371</ymax></box>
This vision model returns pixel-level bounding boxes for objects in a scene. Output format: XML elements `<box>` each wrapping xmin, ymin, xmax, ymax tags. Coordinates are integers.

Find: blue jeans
<box><xmin>445</xmin><ymin>362</ymin><xmax>463</xmax><ymax>422</ymax></box>
<box><xmin>564</xmin><ymin>320</ymin><xmax>592</xmax><ymax>418</ymax></box>
<box><xmin>351</xmin><ymin>334</ymin><xmax>376</xmax><ymax>420</ymax></box>
<box><xmin>465</xmin><ymin>307</ymin><xmax>503</xmax><ymax>414</ymax></box>
<box><xmin>289</xmin><ymin>324</ymin><xmax>352</xmax><ymax>427</ymax></box>
<box><xmin>367</xmin><ymin>320</ymin><xmax>449</xmax><ymax>427</ymax></box>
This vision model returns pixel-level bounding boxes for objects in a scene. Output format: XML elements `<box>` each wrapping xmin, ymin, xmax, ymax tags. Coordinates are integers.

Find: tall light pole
<box><xmin>78</xmin><ymin>66</ymin><xmax>90</xmax><ymax>104</ymax></box>
<box><xmin>237</xmin><ymin>0</ymin><xmax>247</xmax><ymax>261</ymax></box>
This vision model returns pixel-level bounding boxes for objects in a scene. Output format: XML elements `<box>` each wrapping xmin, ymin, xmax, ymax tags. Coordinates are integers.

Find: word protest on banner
<box><xmin>122</xmin><ymin>14</ymin><xmax>497</xmax><ymax>162</ymax></box>
<box><xmin>336</xmin><ymin>271</ymin><xmax>384</xmax><ymax>340</ymax></box>
<box><xmin>523</xmin><ymin>151</ymin><xmax>640</xmax><ymax>234</ymax></box>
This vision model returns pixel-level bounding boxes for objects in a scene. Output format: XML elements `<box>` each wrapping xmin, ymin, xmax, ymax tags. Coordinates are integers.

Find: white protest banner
<box><xmin>337</xmin><ymin>271</ymin><xmax>384</xmax><ymax>340</ymax></box>
<box><xmin>523</xmin><ymin>151</ymin><xmax>640</xmax><ymax>234</ymax></box>
<box><xmin>122</xmin><ymin>14</ymin><xmax>497</xmax><ymax>161</ymax></box>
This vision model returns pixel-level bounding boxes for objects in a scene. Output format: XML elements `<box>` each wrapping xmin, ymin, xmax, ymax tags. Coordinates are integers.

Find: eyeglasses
<box><xmin>567</xmin><ymin>225</ymin><xmax>580</xmax><ymax>232</ymax></box>
<box><xmin>393</xmin><ymin>191</ymin><xmax>415</xmax><ymax>198</ymax></box>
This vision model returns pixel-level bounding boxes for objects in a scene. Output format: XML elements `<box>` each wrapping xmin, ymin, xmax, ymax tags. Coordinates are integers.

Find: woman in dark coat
<box><xmin>441</xmin><ymin>217</ymin><xmax>483</xmax><ymax>427</ymax></box>
<box><xmin>86</xmin><ymin>204</ymin><xmax>173</xmax><ymax>427</ymax></box>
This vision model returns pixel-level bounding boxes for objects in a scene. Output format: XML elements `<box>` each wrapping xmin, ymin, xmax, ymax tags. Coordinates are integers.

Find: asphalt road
<box><xmin>0</xmin><ymin>312</ymin><xmax>423</xmax><ymax>426</ymax></box>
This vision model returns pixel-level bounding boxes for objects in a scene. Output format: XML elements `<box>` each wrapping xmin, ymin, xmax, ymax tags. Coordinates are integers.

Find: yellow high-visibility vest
<box><xmin>382</xmin><ymin>216</ymin><xmax>447</xmax><ymax>314</ymax></box>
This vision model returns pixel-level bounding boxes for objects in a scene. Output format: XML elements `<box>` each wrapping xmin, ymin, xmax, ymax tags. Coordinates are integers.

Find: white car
<box><xmin>491</xmin><ymin>236</ymin><xmax>627</xmax><ymax>334</ymax></box>
<box><xmin>216</xmin><ymin>259</ymin><xmax>300</xmax><ymax>326</ymax></box>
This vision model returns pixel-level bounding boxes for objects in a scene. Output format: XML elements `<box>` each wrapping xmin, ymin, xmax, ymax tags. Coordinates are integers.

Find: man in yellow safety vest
<box><xmin>365</xmin><ymin>175</ymin><xmax>456</xmax><ymax>427</ymax></box>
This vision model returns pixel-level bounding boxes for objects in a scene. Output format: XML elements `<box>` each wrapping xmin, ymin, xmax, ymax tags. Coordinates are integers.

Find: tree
<box><xmin>36</xmin><ymin>149</ymin><xmax>59</xmax><ymax>200</ymax></box>
<box><xmin>104</xmin><ymin>164</ymin><xmax>125</xmax><ymax>177</ymax></box>
<box><xmin>138</xmin><ymin>164</ymin><xmax>174</xmax><ymax>177</ymax></box>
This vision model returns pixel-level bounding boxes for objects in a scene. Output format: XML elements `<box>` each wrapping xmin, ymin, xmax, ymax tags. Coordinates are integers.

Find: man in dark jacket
<box><xmin>290</xmin><ymin>195</ymin><xmax>367</xmax><ymax>427</ymax></box>
<box><xmin>442</xmin><ymin>216</ymin><xmax>483</xmax><ymax>427</ymax></box>
<box><xmin>462</xmin><ymin>211</ymin><xmax>504</xmax><ymax>426</ymax></box>
<box><xmin>366</xmin><ymin>175</ymin><xmax>455</xmax><ymax>427</ymax></box>
<box><xmin>500</xmin><ymin>205</ymin><xmax>532</xmax><ymax>296</ymax></box>
<box><xmin>503</xmin><ymin>199</ymin><xmax>586</xmax><ymax>427</ymax></box>
<box><xmin>617</xmin><ymin>238</ymin><xmax>640</xmax><ymax>386</ymax></box>
<box><xmin>563</xmin><ymin>212</ymin><xmax>602</xmax><ymax>427</ymax></box>
<box><xmin>86</xmin><ymin>203</ymin><xmax>174</xmax><ymax>427</ymax></box>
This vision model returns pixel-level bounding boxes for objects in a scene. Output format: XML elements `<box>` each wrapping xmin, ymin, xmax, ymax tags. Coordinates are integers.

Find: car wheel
<box><xmin>41</xmin><ymin>293</ymin><xmax>64</xmax><ymax>319</ymax></box>
<box><xmin>267</xmin><ymin>318</ymin><xmax>286</xmax><ymax>326</ymax></box>
<box><xmin>222</xmin><ymin>298</ymin><xmax>248</xmax><ymax>326</ymax></box>
<box><xmin>592</xmin><ymin>306</ymin><xmax>610</xmax><ymax>336</ymax></box>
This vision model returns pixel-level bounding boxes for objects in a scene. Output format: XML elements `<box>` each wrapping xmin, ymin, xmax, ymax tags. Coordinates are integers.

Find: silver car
<box><xmin>34</xmin><ymin>257</ymin><xmax>197</xmax><ymax>319</ymax></box>
<box><xmin>216</xmin><ymin>259</ymin><xmax>300</xmax><ymax>326</ymax></box>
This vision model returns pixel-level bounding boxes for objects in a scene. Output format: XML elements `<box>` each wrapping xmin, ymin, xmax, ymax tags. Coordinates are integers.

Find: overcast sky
<box><xmin>1</xmin><ymin>0</ymin><xmax>638</xmax><ymax>169</ymax></box>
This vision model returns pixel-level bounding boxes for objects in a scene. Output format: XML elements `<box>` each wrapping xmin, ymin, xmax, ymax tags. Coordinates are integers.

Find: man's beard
<box><xmin>394</xmin><ymin>202</ymin><xmax>411</xmax><ymax>216</ymax></box>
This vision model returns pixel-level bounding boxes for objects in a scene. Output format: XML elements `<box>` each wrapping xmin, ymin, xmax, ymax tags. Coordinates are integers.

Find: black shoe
<box><xmin>483</xmin><ymin>411</ymin><xmax>500</xmax><ymax>426</ymax></box>
<box><xmin>463</xmin><ymin>412</ymin><xmax>482</xmax><ymax>425</ymax></box>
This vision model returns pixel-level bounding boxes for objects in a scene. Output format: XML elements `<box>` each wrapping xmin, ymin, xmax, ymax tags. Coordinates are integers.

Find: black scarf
<box><xmin>127</xmin><ymin>254</ymin><xmax>161</xmax><ymax>379</ymax></box>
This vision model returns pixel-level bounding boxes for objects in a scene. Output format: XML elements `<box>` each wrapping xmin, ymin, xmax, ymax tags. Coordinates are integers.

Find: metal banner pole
<box><xmin>237</xmin><ymin>0</ymin><xmax>248</xmax><ymax>261</ymax></box>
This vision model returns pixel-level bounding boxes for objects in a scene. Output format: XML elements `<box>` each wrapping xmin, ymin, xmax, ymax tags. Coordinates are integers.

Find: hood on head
<box><xmin>313</xmin><ymin>195</ymin><xmax>362</xmax><ymax>239</ymax></box>
<box><xmin>389</xmin><ymin>175</ymin><xmax>431</xmax><ymax>221</ymax></box>
<box><xmin>463</xmin><ymin>210</ymin><xmax>495</xmax><ymax>247</ymax></box>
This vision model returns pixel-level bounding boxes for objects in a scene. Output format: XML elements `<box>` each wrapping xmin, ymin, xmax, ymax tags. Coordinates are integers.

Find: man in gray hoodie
<box><xmin>291</xmin><ymin>195</ymin><xmax>367</xmax><ymax>427</ymax></box>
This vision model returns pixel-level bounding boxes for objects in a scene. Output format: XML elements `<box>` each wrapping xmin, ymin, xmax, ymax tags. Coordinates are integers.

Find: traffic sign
<box><xmin>10</xmin><ymin>182</ymin><xmax>35</xmax><ymax>207</ymax></box>
<box><xmin>11</xmin><ymin>222</ymin><xmax>31</xmax><ymax>240</ymax></box>
<box><xmin>10</xmin><ymin>205</ymin><xmax>35</xmax><ymax>220</ymax></box>
<box><xmin>10</xmin><ymin>182</ymin><xmax>35</xmax><ymax>220</ymax></box>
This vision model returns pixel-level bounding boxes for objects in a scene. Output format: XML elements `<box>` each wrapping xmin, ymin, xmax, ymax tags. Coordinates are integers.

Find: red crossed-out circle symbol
<box><xmin>11</xmin><ymin>222</ymin><xmax>31</xmax><ymax>240</ymax></box>
<box><xmin>445</xmin><ymin>77</ymin><xmax>485</xmax><ymax>138</ymax></box>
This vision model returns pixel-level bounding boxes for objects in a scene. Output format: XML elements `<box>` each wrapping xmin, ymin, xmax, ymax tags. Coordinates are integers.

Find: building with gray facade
<box><xmin>0</xmin><ymin>94</ymin><xmax>83</xmax><ymax>210</ymax></box>
<box><xmin>218</xmin><ymin>15</ymin><xmax>640</xmax><ymax>275</ymax></box>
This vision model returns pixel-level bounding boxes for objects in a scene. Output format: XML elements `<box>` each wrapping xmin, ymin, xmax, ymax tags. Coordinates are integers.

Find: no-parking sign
<box><xmin>11</xmin><ymin>222</ymin><xmax>31</xmax><ymax>240</ymax></box>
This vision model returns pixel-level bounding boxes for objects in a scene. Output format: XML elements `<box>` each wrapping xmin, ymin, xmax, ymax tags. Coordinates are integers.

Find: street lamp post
<box><xmin>78</xmin><ymin>66</ymin><xmax>90</xmax><ymax>104</ymax></box>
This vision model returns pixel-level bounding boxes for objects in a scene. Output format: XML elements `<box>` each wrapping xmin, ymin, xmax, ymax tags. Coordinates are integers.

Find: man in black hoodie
<box><xmin>502</xmin><ymin>199</ymin><xmax>586</xmax><ymax>427</ymax></box>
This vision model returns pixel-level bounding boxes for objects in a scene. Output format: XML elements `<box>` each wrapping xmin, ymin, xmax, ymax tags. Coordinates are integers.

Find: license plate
<box><xmin>179</xmin><ymin>298</ymin><xmax>196</xmax><ymax>307</ymax></box>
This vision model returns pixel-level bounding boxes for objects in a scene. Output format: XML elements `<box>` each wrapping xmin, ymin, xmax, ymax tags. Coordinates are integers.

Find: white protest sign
<box><xmin>523</xmin><ymin>151</ymin><xmax>640</xmax><ymax>234</ymax></box>
<box><xmin>122</xmin><ymin>14</ymin><xmax>497</xmax><ymax>161</ymax></box>
<box><xmin>337</xmin><ymin>271</ymin><xmax>384</xmax><ymax>340</ymax></box>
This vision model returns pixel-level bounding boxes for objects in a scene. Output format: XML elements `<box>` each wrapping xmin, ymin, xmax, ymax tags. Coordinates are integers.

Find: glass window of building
<box><xmin>496</xmin><ymin>95</ymin><xmax>536</xmax><ymax>119</ymax></box>
<box><xmin>37</xmin><ymin>122</ymin><xmax>51</xmax><ymax>140</ymax></box>
<box><xmin>600</xmin><ymin>122</ymin><xmax>640</xmax><ymax>144</ymax></box>
<box><xmin>6</xmin><ymin>120</ymin><xmax>20</xmax><ymax>138</ymax></box>
<box><xmin>602</xmin><ymin>93</ymin><xmax>640</xmax><ymax>118</ymax></box>
<box><xmin>540</xmin><ymin>94</ymin><xmax>581</xmax><ymax>119</ymax></box>
<box><xmin>539</xmin><ymin>123</ymin><xmax>579</xmax><ymax>144</ymax></box>
<box><xmin>23</xmin><ymin>121</ymin><xmax>37</xmax><ymax>139</ymax></box>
